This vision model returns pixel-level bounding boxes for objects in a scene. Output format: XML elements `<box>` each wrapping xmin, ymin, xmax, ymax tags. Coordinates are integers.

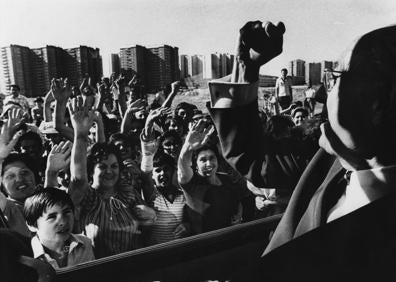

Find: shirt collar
<box><xmin>31</xmin><ymin>234</ymin><xmax>83</xmax><ymax>259</ymax></box>
<box><xmin>346</xmin><ymin>164</ymin><xmax>396</xmax><ymax>206</ymax></box>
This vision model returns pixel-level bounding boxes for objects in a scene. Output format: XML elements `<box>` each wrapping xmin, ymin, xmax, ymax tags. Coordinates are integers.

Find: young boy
<box><xmin>24</xmin><ymin>188</ymin><xmax>94</xmax><ymax>269</ymax></box>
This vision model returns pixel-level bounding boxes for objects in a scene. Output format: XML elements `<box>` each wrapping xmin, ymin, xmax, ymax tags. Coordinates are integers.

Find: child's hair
<box><xmin>153</xmin><ymin>152</ymin><xmax>175</xmax><ymax>169</ymax></box>
<box><xmin>24</xmin><ymin>188</ymin><xmax>74</xmax><ymax>227</ymax></box>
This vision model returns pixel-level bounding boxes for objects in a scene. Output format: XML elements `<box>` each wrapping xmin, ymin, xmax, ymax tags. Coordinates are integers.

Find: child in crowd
<box><xmin>24</xmin><ymin>188</ymin><xmax>94</xmax><ymax>269</ymax></box>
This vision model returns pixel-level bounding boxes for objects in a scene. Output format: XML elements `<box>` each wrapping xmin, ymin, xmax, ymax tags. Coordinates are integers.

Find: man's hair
<box><xmin>108</xmin><ymin>132</ymin><xmax>139</xmax><ymax>149</ymax></box>
<box><xmin>23</xmin><ymin>188</ymin><xmax>74</xmax><ymax>227</ymax></box>
<box><xmin>9</xmin><ymin>84</ymin><xmax>20</xmax><ymax>91</ymax></box>
<box><xmin>281</xmin><ymin>68</ymin><xmax>288</xmax><ymax>73</ymax></box>
<box><xmin>1</xmin><ymin>153</ymin><xmax>40</xmax><ymax>183</ymax></box>
<box><xmin>153</xmin><ymin>152</ymin><xmax>175</xmax><ymax>169</ymax></box>
<box><xmin>158</xmin><ymin>130</ymin><xmax>183</xmax><ymax>147</ymax></box>
<box><xmin>339</xmin><ymin>25</ymin><xmax>396</xmax><ymax>161</ymax></box>
<box><xmin>16</xmin><ymin>131</ymin><xmax>43</xmax><ymax>152</ymax></box>
<box><xmin>87</xmin><ymin>143</ymin><xmax>123</xmax><ymax>177</ymax></box>
<box><xmin>34</xmin><ymin>97</ymin><xmax>44</xmax><ymax>103</ymax></box>
<box><xmin>291</xmin><ymin>107</ymin><xmax>309</xmax><ymax>118</ymax></box>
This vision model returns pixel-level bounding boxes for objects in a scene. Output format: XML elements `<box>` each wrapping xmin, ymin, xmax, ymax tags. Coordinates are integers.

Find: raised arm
<box><xmin>207</xmin><ymin>21</ymin><xmax>291</xmax><ymax>188</ymax></box>
<box><xmin>161</xmin><ymin>81</ymin><xmax>180</xmax><ymax>108</ymax></box>
<box><xmin>178</xmin><ymin>120</ymin><xmax>214</xmax><ymax>185</ymax></box>
<box><xmin>140</xmin><ymin>107</ymin><xmax>172</xmax><ymax>200</ymax></box>
<box><xmin>44</xmin><ymin>141</ymin><xmax>72</xmax><ymax>188</ymax></box>
<box><xmin>67</xmin><ymin>96</ymin><xmax>95</xmax><ymax>206</ymax></box>
<box><xmin>120</xmin><ymin>99</ymin><xmax>146</xmax><ymax>134</ymax></box>
<box><xmin>43</xmin><ymin>90</ymin><xmax>54</xmax><ymax>122</ymax></box>
<box><xmin>52</xmin><ymin>78</ymin><xmax>74</xmax><ymax>141</ymax></box>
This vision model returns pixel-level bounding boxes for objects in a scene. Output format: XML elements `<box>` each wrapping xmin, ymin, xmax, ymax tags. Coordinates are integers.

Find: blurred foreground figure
<box><xmin>208</xmin><ymin>21</ymin><xmax>396</xmax><ymax>281</ymax></box>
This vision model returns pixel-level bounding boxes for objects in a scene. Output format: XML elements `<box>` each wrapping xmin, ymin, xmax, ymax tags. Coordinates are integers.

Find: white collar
<box><xmin>31</xmin><ymin>234</ymin><xmax>83</xmax><ymax>259</ymax></box>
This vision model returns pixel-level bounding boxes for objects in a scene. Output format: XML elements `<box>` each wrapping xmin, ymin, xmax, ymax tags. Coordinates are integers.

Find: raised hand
<box><xmin>67</xmin><ymin>96</ymin><xmax>95</xmax><ymax>137</ymax></box>
<box><xmin>233</xmin><ymin>20</ymin><xmax>285</xmax><ymax>83</ymax></box>
<box><xmin>184</xmin><ymin>120</ymin><xmax>214</xmax><ymax>151</ymax></box>
<box><xmin>0</xmin><ymin>108</ymin><xmax>24</xmax><ymax>161</ymax></box>
<box><xmin>51</xmin><ymin>78</ymin><xmax>72</xmax><ymax>103</ymax></box>
<box><xmin>146</xmin><ymin>107</ymin><xmax>171</xmax><ymax>125</ymax></box>
<box><xmin>127</xmin><ymin>98</ymin><xmax>146</xmax><ymax>113</ymax></box>
<box><xmin>46</xmin><ymin>141</ymin><xmax>72</xmax><ymax>173</ymax></box>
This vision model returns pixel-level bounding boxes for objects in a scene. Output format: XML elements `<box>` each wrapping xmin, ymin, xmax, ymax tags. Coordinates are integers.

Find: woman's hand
<box><xmin>68</xmin><ymin>96</ymin><xmax>95</xmax><ymax>138</ymax></box>
<box><xmin>0</xmin><ymin>108</ymin><xmax>24</xmax><ymax>161</ymax></box>
<box><xmin>46</xmin><ymin>141</ymin><xmax>72</xmax><ymax>174</ymax></box>
<box><xmin>184</xmin><ymin>119</ymin><xmax>214</xmax><ymax>151</ymax></box>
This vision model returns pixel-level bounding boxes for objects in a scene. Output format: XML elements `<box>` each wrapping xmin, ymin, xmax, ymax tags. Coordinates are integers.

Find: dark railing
<box><xmin>17</xmin><ymin>214</ymin><xmax>281</xmax><ymax>282</ymax></box>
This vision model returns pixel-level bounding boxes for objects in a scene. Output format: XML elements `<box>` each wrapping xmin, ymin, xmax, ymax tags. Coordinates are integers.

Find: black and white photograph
<box><xmin>1</xmin><ymin>0</ymin><xmax>396</xmax><ymax>281</ymax></box>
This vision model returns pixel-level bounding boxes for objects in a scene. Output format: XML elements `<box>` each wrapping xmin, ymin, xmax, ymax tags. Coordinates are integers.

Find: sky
<box><xmin>1</xmin><ymin>0</ymin><xmax>396</xmax><ymax>77</ymax></box>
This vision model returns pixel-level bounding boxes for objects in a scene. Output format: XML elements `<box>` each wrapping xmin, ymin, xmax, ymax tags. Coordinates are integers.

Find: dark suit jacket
<box><xmin>209</xmin><ymin>101</ymin><xmax>396</xmax><ymax>281</ymax></box>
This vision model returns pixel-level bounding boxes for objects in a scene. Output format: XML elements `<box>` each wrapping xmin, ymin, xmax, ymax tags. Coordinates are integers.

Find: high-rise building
<box><xmin>120</xmin><ymin>44</ymin><xmax>179</xmax><ymax>92</ymax></box>
<box><xmin>65</xmin><ymin>46</ymin><xmax>103</xmax><ymax>88</ymax></box>
<box><xmin>305</xmin><ymin>62</ymin><xmax>321</xmax><ymax>85</ymax></box>
<box><xmin>0</xmin><ymin>45</ymin><xmax>34</xmax><ymax>97</ymax></box>
<box><xmin>31</xmin><ymin>45</ymin><xmax>68</xmax><ymax>97</ymax></box>
<box><xmin>203</xmin><ymin>53</ymin><xmax>234</xmax><ymax>79</ymax></box>
<box><xmin>0</xmin><ymin>44</ymin><xmax>102</xmax><ymax>97</ymax></box>
<box><xmin>289</xmin><ymin>59</ymin><xmax>305</xmax><ymax>85</ymax></box>
<box><xmin>110</xmin><ymin>53</ymin><xmax>121</xmax><ymax>76</ymax></box>
<box><xmin>320</xmin><ymin>60</ymin><xmax>334</xmax><ymax>82</ymax></box>
<box><xmin>179</xmin><ymin>55</ymin><xmax>189</xmax><ymax>78</ymax></box>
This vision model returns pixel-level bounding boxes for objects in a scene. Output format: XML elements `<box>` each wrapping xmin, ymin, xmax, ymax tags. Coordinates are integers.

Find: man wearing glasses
<box><xmin>208</xmin><ymin>21</ymin><xmax>396</xmax><ymax>281</ymax></box>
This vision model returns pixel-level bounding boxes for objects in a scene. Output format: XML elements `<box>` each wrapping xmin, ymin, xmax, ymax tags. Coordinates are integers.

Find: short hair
<box><xmin>9</xmin><ymin>85</ymin><xmax>20</xmax><ymax>91</ymax></box>
<box><xmin>108</xmin><ymin>132</ymin><xmax>139</xmax><ymax>148</ymax></box>
<box><xmin>16</xmin><ymin>131</ymin><xmax>43</xmax><ymax>152</ymax></box>
<box><xmin>87</xmin><ymin>143</ymin><xmax>123</xmax><ymax>177</ymax></box>
<box><xmin>281</xmin><ymin>68</ymin><xmax>288</xmax><ymax>73</ymax></box>
<box><xmin>153</xmin><ymin>152</ymin><xmax>175</xmax><ymax>169</ymax></box>
<box><xmin>24</xmin><ymin>188</ymin><xmax>74</xmax><ymax>227</ymax></box>
<box><xmin>192</xmin><ymin>145</ymin><xmax>220</xmax><ymax>171</ymax></box>
<box><xmin>291</xmin><ymin>107</ymin><xmax>309</xmax><ymax>118</ymax></box>
<box><xmin>1</xmin><ymin>153</ymin><xmax>39</xmax><ymax>184</ymax></box>
<box><xmin>34</xmin><ymin>97</ymin><xmax>44</xmax><ymax>103</ymax></box>
<box><xmin>158</xmin><ymin>130</ymin><xmax>183</xmax><ymax>147</ymax></box>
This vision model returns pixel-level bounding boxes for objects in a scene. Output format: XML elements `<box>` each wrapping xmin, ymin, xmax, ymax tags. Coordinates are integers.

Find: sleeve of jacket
<box><xmin>207</xmin><ymin>98</ymin><xmax>295</xmax><ymax>190</ymax></box>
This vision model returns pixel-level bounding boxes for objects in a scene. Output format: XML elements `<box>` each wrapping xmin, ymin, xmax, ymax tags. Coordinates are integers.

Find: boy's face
<box><xmin>152</xmin><ymin>164</ymin><xmax>174</xmax><ymax>188</ymax></box>
<box><xmin>32</xmin><ymin>204</ymin><xmax>74</xmax><ymax>245</ymax></box>
<box><xmin>2</xmin><ymin>161</ymin><xmax>36</xmax><ymax>202</ymax></box>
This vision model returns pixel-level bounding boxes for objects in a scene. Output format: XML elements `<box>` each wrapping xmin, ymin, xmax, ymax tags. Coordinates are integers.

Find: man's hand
<box><xmin>51</xmin><ymin>78</ymin><xmax>72</xmax><ymax>103</ymax></box>
<box><xmin>232</xmin><ymin>21</ymin><xmax>285</xmax><ymax>83</ymax></box>
<box><xmin>46</xmin><ymin>141</ymin><xmax>72</xmax><ymax>173</ymax></box>
<box><xmin>173</xmin><ymin>223</ymin><xmax>189</xmax><ymax>238</ymax></box>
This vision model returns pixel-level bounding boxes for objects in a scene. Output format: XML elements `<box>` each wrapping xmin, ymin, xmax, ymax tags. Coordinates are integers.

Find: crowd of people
<box><xmin>0</xmin><ymin>57</ymin><xmax>321</xmax><ymax>270</ymax></box>
<box><xmin>3</xmin><ymin>17</ymin><xmax>395</xmax><ymax>282</ymax></box>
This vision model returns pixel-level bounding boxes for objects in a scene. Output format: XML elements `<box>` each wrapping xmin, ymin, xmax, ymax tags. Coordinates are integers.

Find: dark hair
<box><xmin>1</xmin><ymin>153</ymin><xmax>40</xmax><ymax>184</ymax></box>
<box><xmin>87</xmin><ymin>143</ymin><xmax>123</xmax><ymax>177</ymax></box>
<box><xmin>109</xmin><ymin>132</ymin><xmax>139</xmax><ymax>149</ymax></box>
<box><xmin>153</xmin><ymin>152</ymin><xmax>175</xmax><ymax>169</ymax></box>
<box><xmin>16</xmin><ymin>131</ymin><xmax>43</xmax><ymax>153</ymax></box>
<box><xmin>291</xmin><ymin>107</ymin><xmax>309</xmax><ymax>118</ymax></box>
<box><xmin>158</xmin><ymin>130</ymin><xmax>183</xmax><ymax>148</ymax></box>
<box><xmin>174</xmin><ymin>102</ymin><xmax>196</xmax><ymax>120</ymax></box>
<box><xmin>266</xmin><ymin>115</ymin><xmax>294</xmax><ymax>138</ymax></box>
<box><xmin>192</xmin><ymin>145</ymin><xmax>220</xmax><ymax>171</ymax></box>
<box><xmin>9</xmin><ymin>84</ymin><xmax>20</xmax><ymax>91</ymax></box>
<box><xmin>281</xmin><ymin>68</ymin><xmax>288</xmax><ymax>73</ymax></box>
<box><xmin>24</xmin><ymin>188</ymin><xmax>74</xmax><ymax>227</ymax></box>
<box><xmin>34</xmin><ymin>97</ymin><xmax>44</xmax><ymax>103</ymax></box>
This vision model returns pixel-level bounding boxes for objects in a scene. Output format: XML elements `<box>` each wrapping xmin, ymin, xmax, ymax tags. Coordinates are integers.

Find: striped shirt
<box><xmin>146</xmin><ymin>187</ymin><xmax>186</xmax><ymax>245</ymax></box>
<box><xmin>76</xmin><ymin>185</ymin><xmax>145</xmax><ymax>258</ymax></box>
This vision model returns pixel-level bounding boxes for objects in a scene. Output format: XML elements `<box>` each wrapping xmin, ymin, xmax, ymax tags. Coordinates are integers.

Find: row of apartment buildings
<box><xmin>289</xmin><ymin>59</ymin><xmax>335</xmax><ymax>85</ymax></box>
<box><xmin>111</xmin><ymin>45</ymin><xmax>180</xmax><ymax>93</ymax></box>
<box><xmin>0</xmin><ymin>45</ymin><xmax>103</xmax><ymax>97</ymax></box>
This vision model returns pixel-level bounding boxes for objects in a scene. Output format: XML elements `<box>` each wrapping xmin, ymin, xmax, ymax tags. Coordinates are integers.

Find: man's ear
<box><xmin>27</xmin><ymin>222</ymin><xmax>38</xmax><ymax>233</ymax></box>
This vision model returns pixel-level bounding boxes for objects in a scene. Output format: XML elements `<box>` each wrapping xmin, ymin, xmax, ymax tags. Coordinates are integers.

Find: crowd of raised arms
<box><xmin>0</xmin><ymin>67</ymin><xmax>322</xmax><ymax>268</ymax></box>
